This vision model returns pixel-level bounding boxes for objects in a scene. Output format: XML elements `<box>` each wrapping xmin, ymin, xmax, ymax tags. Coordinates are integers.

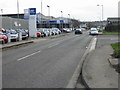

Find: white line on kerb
<box><xmin>17</xmin><ymin>50</ymin><xmax>41</xmax><ymax>61</ymax></box>
<box><xmin>89</xmin><ymin>37</ymin><xmax>97</xmax><ymax>52</ymax></box>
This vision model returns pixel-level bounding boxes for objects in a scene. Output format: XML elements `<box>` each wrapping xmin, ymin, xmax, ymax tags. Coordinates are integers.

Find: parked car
<box><xmin>36</xmin><ymin>31</ymin><xmax>41</xmax><ymax>37</ymax></box>
<box><xmin>0</xmin><ymin>28</ymin><xmax>6</xmax><ymax>33</ymax></box>
<box><xmin>75</xmin><ymin>29</ymin><xmax>82</xmax><ymax>34</ymax></box>
<box><xmin>43</xmin><ymin>28</ymin><xmax>50</xmax><ymax>37</ymax></box>
<box><xmin>0</xmin><ymin>31</ymin><xmax>8</xmax><ymax>43</ymax></box>
<box><xmin>51</xmin><ymin>28</ymin><xmax>56</xmax><ymax>35</ymax></box>
<box><xmin>46</xmin><ymin>28</ymin><xmax>52</xmax><ymax>36</ymax></box>
<box><xmin>52</xmin><ymin>28</ymin><xmax>60</xmax><ymax>35</ymax></box>
<box><xmin>54</xmin><ymin>28</ymin><xmax>61</xmax><ymax>34</ymax></box>
<box><xmin>37</xmin><ymin>28</ymin><xmax>45</xmax><ymax>37</ymax></box>
<box><xmin>6</xmin><ymin>30</ymin><xmax>19</xmax><ymax>41</ymax></box>
<box><xmin>63</xmin><ymin>28</ymin><xmax>71</xmax><ymax>33</ymax></box>
<box><xmin>21</xmin><ymin>30</ymin><xmax>29</xmax><ymax>39</ymax></box>
<box><xmin>89</xmin><ymin>28</ymin><xmax>98</xmax><ymax>35</ymax></box>
<box><xmin>16</xmin><ymin>29</ymin><xmax>29</xmax><ymax>40</ymax></box>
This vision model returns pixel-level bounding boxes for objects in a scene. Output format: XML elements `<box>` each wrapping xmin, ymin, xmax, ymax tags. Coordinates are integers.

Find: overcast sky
<box><xmin>0</xmin><ymin>0</ymin><xmax>119</xmax><ymax>21</ymax></box>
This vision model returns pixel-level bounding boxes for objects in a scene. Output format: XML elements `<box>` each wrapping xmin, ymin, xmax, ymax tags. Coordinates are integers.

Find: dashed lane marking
<box><xmin>17</xmin><ymin>50</ymin><xmax>41</xmax><ymax>61</ymax></box>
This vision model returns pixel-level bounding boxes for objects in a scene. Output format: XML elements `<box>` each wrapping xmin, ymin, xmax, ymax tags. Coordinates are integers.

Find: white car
<box><xmin>6</xmin><ymin>30</ymin><xmax>19</xmax><ymax>41</ymax></box>
<box><xmin>89</xmin><ymin>28</ymin><xmax>98</xmax><ymax>35</ymax></box>
<box><xmin>52</xmin><ymin>28</ymin><xmax>61</xmax><ymax>35</ymax></box>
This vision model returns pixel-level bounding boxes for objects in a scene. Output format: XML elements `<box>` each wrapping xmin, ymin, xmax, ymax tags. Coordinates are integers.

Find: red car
<box><xmin>0</xmin><ymin>31</ymin><xmax>8</xmax><ymax>43</ymax></box>
<box><xmin>0</xmin><ymin>28</ymin><xmax>6</xmax><ymax>33</ymax></box>
<box><xmin>36</xmin><ymin>32</ymin><xmax>41</xmax><ymax>37</ymax></box>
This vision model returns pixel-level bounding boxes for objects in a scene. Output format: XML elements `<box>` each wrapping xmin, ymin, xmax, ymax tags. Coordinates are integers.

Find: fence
<box><xmin>1</xmin><ymin>16</ymin><xmax>28</xmax><ymax>30</ymax></box>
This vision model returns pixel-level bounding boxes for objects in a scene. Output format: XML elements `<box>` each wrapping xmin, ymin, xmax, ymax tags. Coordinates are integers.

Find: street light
<box><xmin>41</xmin><ymin>0</ymin><xmax>43</xmax><ymax>26</ymax></box>
<box><xmin>68</xmin><ymin>14</ymin><xmax>70</xmax><ymax>28</ymax></box>
<box><xmin>97</xmin><ymin>4</ymin><xmax>104</xmax><ymax>21</ymax></box>
<box><xmin>61</xmin><ymin>11</ymin><xmax>63</xmax><ymax>30</ymax></box>
<box><xmin>17</xmin><ymin>0</ymin><xmax>20</xmax><ymax>29</ymax></box>
<box><xmin>1</xmin><ymin>9</ymin><xmax>3</xmax><ymax>28</ymax></box>
<box><xmin>97</xmin><ymin>4</ymin><xmax>104</xmax><ymax>29</ymax></box>
<box><xmin>47</xmin><ymin>5</ymin><xmax>50</xmax><ymax>28</ymax></box>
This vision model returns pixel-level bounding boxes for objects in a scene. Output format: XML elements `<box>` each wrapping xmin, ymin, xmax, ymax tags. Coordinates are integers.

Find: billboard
<box><xmin>24</xmin><ymin>9</ymin><xmax>29</xmax><ymax>19</ymax></box>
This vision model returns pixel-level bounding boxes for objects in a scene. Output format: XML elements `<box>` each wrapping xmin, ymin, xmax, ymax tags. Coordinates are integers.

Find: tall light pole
<box><xmin>17</xmin><ymin>0</ymin><xmax>20</xmax><ymax>29</ymax></box>
<box><xmin>1</xmin><ymin>9</ymin><xmax>3</xmax><ymax>28</ymax></box>
<box><xmin>41</xmin><ymin>0</ymin><xmax>43</xmax><ymax>27</ymax></box>
<box><xmin>47</xmin><ymin>5</ymin><xmax>50</xmax><ymax>28</ymax></box>
<box><xmin>97</xmin><ymin>4</ymin><xmax>104</xmax><ymax>29</ymax></box>
<box><xmin>97</xmin><ymin>4</ymin><xmax>104</xmax><ymax>21</ymax></box>
<box><xmin>68</xmin><ymin>14</ymin><xmax>70</xmax><ymax>28</ymax></box>
<box><xmin>61</xmin><ymin>11</ymin><xmax>63</xmax><ymax>30</ymax></box>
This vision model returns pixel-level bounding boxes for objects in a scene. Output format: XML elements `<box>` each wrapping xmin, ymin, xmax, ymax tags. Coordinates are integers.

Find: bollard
<box><xmin>7</xmin><ymin>33</ymin><xmax>11</xmax><ymax>43</ymax></box>
<box><xmin>18</xmin><ymin>32</ymin><xmax>22</xmax><ymax>41</ymax></box>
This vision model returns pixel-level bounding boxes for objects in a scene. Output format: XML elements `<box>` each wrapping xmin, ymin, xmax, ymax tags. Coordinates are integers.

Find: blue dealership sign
<box><xmin>29</xmin><ymin>8</ymin><xmax>36</xmax><ymax>15</ymax></box>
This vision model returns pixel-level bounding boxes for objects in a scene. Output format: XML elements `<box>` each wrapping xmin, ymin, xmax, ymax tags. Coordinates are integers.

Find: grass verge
<box><xmin>111</xmin><ymin>42</ymin><xmax>120</xmax><ymax>58</ymax></box>
<box><xmin>103</xmin><ymin>31</ymin><xmax>120</xmax><ymax>34</ymax></box>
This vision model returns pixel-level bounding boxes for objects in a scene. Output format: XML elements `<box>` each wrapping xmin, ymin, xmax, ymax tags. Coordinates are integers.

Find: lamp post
<box><xmin>1</xmin><ymin>9</ymin><xmax>3</xmax><ymax>28</ymax></box>
<box><xmin>17</xmin><ymin>0</ymin><xmax>20</xmax><ymax>29</ymax></box>
<box><xmin>97</xmin><ymin>4</ymin><xmax>104</xmax><ymax>29</ymax></box>
<box><xmin>68</xmin><ymin>14</ymin><xmax>70</xmax><ymax>28</ymax></box>
<box><xmin>41</xmin><ymin>0</ymin><xmax>43</xmax><ymax>27</ymax></box>
<box><xmin>97</xmin><ymin>4</ymin><xmax>104</xmax><ymax>21</ymax></box>
<box><xmin>47</xmin><ymin>5</ymin><xmax>50</xmax><ymax>28</ymax></box>
<box><xmin>61</xmin><ymin>11</ymin><xmax>63</xmax><ymax>30</ymax></box>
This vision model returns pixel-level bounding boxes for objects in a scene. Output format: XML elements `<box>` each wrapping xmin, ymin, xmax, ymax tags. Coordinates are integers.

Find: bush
<box><xmin>112</xmin><ymin>51</ymin><xmax>120</xmax><ymax>58</ymax></box>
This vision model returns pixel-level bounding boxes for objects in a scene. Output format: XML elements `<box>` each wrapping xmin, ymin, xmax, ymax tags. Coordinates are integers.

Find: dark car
<box><xmin>16</xmin><ymin>29</ymin><xmax>29</xmax><ymax>40</ymax></box>
<box><xmin>75</xmin><ymin>29</ymin><xmax>82</xmax><ymax>34</ymax></box>
<box><xmin>21</xmin><ymin>30</ymin><xmax>29</xmax><ymax>40</ymax></box>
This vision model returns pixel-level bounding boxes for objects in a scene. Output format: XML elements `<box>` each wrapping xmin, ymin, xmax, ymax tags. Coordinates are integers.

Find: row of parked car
<box><xmin>0</xmin><ymin>28</ymin><xmax>74</xmax><ymax>44</ymax></box>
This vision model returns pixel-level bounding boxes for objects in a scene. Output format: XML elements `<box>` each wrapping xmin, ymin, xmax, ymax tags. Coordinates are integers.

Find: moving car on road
<box><xmin>89</xmin><ymin>28</ymin><xmax>98</xmax><ymax>35</ymax></box>
<box><xmin>75</xmin><ymin>28</ymin><xmax>82</xmax><ymax>34</ymax></box>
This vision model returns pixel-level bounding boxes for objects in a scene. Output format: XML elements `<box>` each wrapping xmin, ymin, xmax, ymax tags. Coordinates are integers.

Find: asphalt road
<box><xmin>96</xmin><ymin>34</ymin><xmax>119</xmax><ymax>48</ymax></box>
<box><xmin>2</xmin><ymin>31</ymin><xmax>93</xmax><ymax>88</ymax></box>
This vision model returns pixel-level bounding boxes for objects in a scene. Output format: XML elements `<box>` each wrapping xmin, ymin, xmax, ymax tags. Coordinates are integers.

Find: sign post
<box><xmin>29</xmin><ymin>8</ymin><xmax>37</xmax><ymax>38</ymax></box>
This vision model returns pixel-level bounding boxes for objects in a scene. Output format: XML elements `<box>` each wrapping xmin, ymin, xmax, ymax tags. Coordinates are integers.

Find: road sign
<box><xmin>29</xmin><ymin>8</ymin><xmax>36</xmax><ymax>15</ymax></box>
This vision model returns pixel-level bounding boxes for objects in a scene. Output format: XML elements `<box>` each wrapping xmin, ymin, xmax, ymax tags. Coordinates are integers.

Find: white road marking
<box><xmin>48</xmin><ymin>43</ymin><xmax>60</xmax><ymax>48</ymax></box>
<box><xmin>89</xmin><ymin>37</ymin><xmax>97</xmax><ymax>52</ymax></box>
<box><xmin>17</xmin><ymin>50</ymin><xmax>41</xmax><ymax>61</ymax></box>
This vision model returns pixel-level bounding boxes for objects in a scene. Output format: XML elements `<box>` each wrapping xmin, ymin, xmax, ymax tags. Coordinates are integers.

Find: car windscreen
<box><xmin>0</xmin><ymin>32</ymin><xmax>3</xmax><ymax>35</ymax></box>
<box><xmin>38</xmin><ymin>29</ymin><xmax>43</xmax><ymax>32</ymax></box>
<box><xmin>91</xmin><ymin>30</ymin><xmax>97</xmax><ymax>31</ymax></box>
<box><xmin>10</xmin><ymin>31</ymin><xmax>17</xmax><ymax>34</ymax></box>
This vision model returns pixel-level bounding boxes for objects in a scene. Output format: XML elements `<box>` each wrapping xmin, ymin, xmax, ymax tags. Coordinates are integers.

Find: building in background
<box><xmin>105</xmin><ymin>17</ymin><xmax>120</xmax><ymax>32</ymax></box>
<box><xmin>1</xmin><ymin>13</ymin><xmax>75</xmax><ymax>29</ymax></box>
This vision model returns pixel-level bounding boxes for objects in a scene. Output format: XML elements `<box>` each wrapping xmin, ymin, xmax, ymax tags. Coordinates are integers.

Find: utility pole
<box><xmin>17</xmin><ymin>0</ymin><xmax>20</xmax><ymax>29</ymax></box>
<box><xmin>97</xmin><ymin>4</ymin><xmax>104</xmax><ymax>29</ymax></box>
<box><xmin>61</xmin><ymin>11</ymin><xmax>63</xmax><ymax>31</ymax></box>
<box><xmin>1</xmin><ymin>9</ymin><xmax>3</xmax><ymax>28</ymax></box>
<box><xmin>47</xmin><ymin>5</ymin><xmax>50</xmax><ymax>28</ymax></box>
<box><xmin>41</xmin><ymin>0</ymin><xmax>43</xmax><ymax>28</ymax></box>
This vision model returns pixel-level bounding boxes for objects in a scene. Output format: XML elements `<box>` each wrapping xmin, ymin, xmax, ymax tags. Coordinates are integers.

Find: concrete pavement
<box><xmin>82</xmin><ymin>44</ymin><xmax>119</xmax><ymax>88</ymax></box>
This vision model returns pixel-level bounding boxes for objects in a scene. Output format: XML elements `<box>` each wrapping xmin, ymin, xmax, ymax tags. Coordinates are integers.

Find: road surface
<box><xmin>3</xmin><ymin>31</ymin><xmax>93</xmax><ymax>88</ymax></box>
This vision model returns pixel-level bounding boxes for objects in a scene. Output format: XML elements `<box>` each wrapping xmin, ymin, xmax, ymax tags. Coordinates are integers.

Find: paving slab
<box><xmin>82</xmin><ymin>45</ymin><xmax>119</xmax><ymax>88</ymax></box>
